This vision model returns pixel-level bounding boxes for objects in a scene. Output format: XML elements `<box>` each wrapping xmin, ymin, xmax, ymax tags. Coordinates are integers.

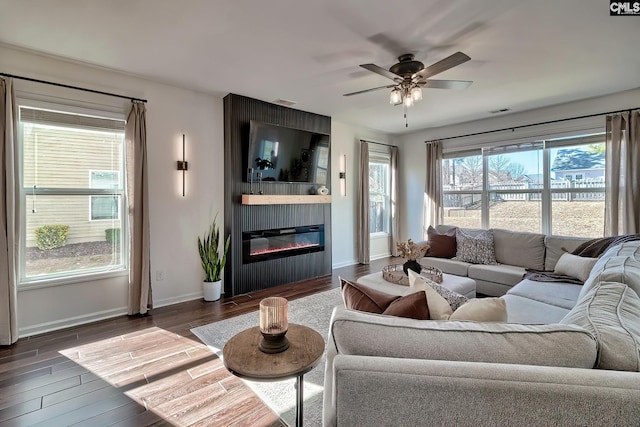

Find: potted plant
<box><xmin>198</xmin><ymin>215</ymin><xmax>230</xmax><ymax>301</ymax></box>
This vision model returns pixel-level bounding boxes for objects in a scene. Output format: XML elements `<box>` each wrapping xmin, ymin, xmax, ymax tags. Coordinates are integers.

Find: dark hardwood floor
<box><xmin>0</xmin><ymin>257</ymin><xmax>396</xmax><ymax>426</ymax></box>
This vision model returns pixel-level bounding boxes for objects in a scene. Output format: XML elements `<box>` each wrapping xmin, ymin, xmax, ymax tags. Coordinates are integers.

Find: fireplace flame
<box><xmin>250</xmin><ymin>242</ymin><xmax>320</xmax><ymax>256</ymax></box>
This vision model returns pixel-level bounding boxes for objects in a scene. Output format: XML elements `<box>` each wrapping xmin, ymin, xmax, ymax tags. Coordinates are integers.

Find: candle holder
<box><xmin>259</xmin><ymin>297</ymin><xmax>289</xmax><ymax>354</ymax></box>
<box><xmin>256</xmin><ymin>172</ymin><xmax>263</xmax><ymax>195</ymax></box>
<box><xmin>247</xmin><ymin>167</ymin><xmax>254</xmax><ymax>194</ymax></box>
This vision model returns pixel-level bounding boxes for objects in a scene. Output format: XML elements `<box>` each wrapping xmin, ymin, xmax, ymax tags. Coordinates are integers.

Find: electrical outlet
<box><xmin>155</xmin><ymin>270</ymin><xmax>165</xmax><ymax>281</ymax></box>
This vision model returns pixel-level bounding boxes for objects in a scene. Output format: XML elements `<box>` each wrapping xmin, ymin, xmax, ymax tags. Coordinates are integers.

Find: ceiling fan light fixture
<box><xmin>403</xmin><ymin>93</ymin><xmax>413</xmax><ymax>107</ymax></box>
<box><xmin>390</xmin><ymin>88</ymin><xmax>402</xmax><ymax>105</ymax></box>
<box><xmin>411</xmin><ymin>86</ymin><xmax>422</xmax><ymax>101</ymax></box>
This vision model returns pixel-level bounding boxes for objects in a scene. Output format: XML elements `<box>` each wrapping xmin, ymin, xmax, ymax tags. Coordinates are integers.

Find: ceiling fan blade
<box><xmin>418</xmin><ymin>79</ymin><xmax>473</xmax><ymax>90</ymax></box>
<box><xmin>412</xmin><ymin>51</ymin><xmax>471</xmax><ymax>80</ymax></box>
<box><xmin>360</xmin><ymin>63</ymin><xmax>402</xmax><ymax>81</ymax></box>
<box><xmin>343</xmin><ymin>84</ymin><xmax>396</xmax><ymax>97</ymax></box>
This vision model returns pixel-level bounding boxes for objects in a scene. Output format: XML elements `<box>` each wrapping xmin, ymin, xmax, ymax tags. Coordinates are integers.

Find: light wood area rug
<box><xmin>191</xmin><ymin>287</ymin><xmax>342</xmax><ymax>427</ymax></box>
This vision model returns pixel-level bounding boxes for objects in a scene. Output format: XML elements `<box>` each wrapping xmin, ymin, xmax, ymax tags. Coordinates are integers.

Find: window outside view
<box><xmin>442</xmin><ymin>137</ymin><xmax>605</xmax><ymax>238</ymax></box>
<box><xmin>369</xmin><ymin>159</ymin><xmax>390</xmax><ymax>234</ymax></box>
<box><xmin>20</xmin><ymin>106</ymin><xmax>126</xmax><ymax>283</ymax></box>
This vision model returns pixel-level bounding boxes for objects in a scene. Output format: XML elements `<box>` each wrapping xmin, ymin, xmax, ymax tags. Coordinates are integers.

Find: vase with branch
<box><xmin>396</xmin><ymin>238</ymin><xmax>430</xmax><ymax>275</ymax></box>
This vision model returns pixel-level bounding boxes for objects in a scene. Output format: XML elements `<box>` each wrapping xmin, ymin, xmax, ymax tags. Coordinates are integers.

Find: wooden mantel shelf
<box><xmin>241</xmin><ymin>194</ymin><xmax>332</xmax><ymax>205</ymax></box>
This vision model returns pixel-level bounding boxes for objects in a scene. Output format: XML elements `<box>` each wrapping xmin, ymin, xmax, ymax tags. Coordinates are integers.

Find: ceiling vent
<box><xmin>274</xmin><ymin>99</ymin><xmax>297</xmax><ymax>107</ymax></box>
<box><xmin>490</xmin><ymin>108</ymin><xmax>511</xmax><ymax>114</ymax></box>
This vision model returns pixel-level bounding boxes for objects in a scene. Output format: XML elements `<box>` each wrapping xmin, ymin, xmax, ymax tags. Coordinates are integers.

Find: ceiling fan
<box><xmin>344</xmin><ymin>51</ymin><xmax>472</xmax><ymax>115</ymax></box>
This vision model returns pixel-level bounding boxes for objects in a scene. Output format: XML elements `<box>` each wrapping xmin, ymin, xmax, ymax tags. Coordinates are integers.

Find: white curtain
<box><xmin>125</xmin><ymin>102</ymin><xmax>152</xmax><ymax>315</ymax></box>
<box><xmin>357</xmin><ymin>141</ymin><xmax>370</xmax><ymax>264</ymax></box>
<box><xmin>604</xmin><ymin>110</ymin><xmax>640</xmax><ymax>236</ymax></box>
<box><xmin>423</xmin><ymin>141</ymin><xmax>443</xmax><ymax>240</ymax></box>
<box><xmin>0</xmin><ymin>78</ymin><xmax>19</xmax><ymax>345</ymax></box>
<box><xmin>389</xmin><ymin>145</ymin><xmax>399</xmax><ymax>256</ymax></box>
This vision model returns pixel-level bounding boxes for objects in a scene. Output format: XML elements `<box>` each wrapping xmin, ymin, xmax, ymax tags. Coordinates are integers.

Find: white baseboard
<box><xmin>370</xmin><ymin>252</ymin><xmax>391</xmax><ymax>261</ymax></box>
<box><xmin>332</xmin><ymin>259</ymin><xmax>357</xmax><ymax>269</ymax></box>
<box><xmin>153</xmin><ymin>292</ymin><xmax>204</xmax><ymax>308</ymax></box>
<box><xmin>18</xmin><ymin>292</ymin><xmax>207</xmax><ymax>338</ymax></box>
<box><xmin>19</xmin><ymin>307</ymin><xmax>127</xmax><ymax>338</ymax></box>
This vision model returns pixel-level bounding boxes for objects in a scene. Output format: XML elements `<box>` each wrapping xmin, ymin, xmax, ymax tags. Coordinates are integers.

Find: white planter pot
<box><xmin>203</xmin><ymin>280</ymin><xmax>222</xmax><ymax>302</ymax></box>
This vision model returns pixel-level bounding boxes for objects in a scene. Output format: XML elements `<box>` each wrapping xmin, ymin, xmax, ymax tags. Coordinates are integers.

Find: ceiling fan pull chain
<box><xmin>404</xmin><ymin>104</ymin><xmax>408</xmax><ymax>128</ymax></box>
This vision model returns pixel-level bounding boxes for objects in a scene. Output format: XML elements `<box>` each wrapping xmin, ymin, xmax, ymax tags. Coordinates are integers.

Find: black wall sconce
<box><xmin>177</xmin><ymin>134</ymin><xmax>188</xmax><ymax>197</ymax></box>
<box><xmin>339</xmin><ymin>154</ymin><xmax>347</xmax><ymax>196</ymax></box>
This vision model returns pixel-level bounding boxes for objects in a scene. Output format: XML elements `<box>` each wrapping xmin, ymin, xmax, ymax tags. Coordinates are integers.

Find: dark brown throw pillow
<box><xmin>340</xmin><ymin>277</ymin><xmax>397</xmax><ymax>313</ymax></box>
<box><xmin>340</xmin><ymin>277</ymin><xmax>430</xmax><ymax>319</ymax></box>
<box><xmin>425</xmin><ymin>226</ymin><xmax>457</xmax><ymax>258</ymax></box>
<box><xmin>382</xmin><ymin>291</ymin><xmax>430</xmax><ymax>320</ymax></box>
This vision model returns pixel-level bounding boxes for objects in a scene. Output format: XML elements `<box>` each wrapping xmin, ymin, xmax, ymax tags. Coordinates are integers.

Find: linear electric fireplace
<box><xmin>243</xmin><ymin>224</ymin><xmax>325</xmax><ymax>264</ymax></box>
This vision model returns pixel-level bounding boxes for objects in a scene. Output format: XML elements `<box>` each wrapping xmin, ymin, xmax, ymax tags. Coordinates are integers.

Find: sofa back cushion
<box><xmin>329</xmin><ymin>307</ymin><xmax>597</xmax><ymax>368</ymax></box>
<box><xmin>544</xmin><ymin>235</ymin><xmax>592</xmax><ymax>270</ymax></box>
<box><xmin>560</xmin><ymin>282</ymin><xmax>640</xmax><ymax>371</ymax></box>
<box><xmin>492</xmin><ymin>228</ymin><xmax>546</xmax><ymax>270</ymax></box>
<box><xmin>580</xmin><ymin>241</ymin><xmax>640</xmax><ymax>300</ymax></box>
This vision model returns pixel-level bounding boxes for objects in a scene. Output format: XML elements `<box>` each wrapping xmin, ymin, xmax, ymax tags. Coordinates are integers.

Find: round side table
<box><xmin>223</xmin><ymin>323</ymin><xmax>325</xmax><ymax>427</ymax></box>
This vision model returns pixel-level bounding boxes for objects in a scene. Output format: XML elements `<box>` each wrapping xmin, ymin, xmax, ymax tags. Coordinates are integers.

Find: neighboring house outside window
<box><xmin>90</xmin><ymin>171</ymin><xmax>120</xmax><ymax>221</ymax></box>
<box><xmin>19</xmin><ymin>102</ymin><xmax>127</xmax><ymax>285</ymax></box>
<box><xmin>441</xmin><ymin>133</ymin><xmax>605</xmax><ymax>238</ymax></box>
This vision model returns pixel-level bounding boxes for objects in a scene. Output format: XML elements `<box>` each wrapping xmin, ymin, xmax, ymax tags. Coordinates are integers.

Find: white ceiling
<box><xmin>1</xmin><ymin>0</ymin><xmax>639</xmax><ymax>134</ymax></box>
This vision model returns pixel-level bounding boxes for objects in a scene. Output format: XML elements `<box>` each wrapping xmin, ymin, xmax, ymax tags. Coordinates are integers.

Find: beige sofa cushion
<box><xmin>581</xmin><ymin>242</ymin><xmax>640</xmax><ymax>300</ymax></box>
<box><xmin>330</xmin><ymin>307</ymin><xmax>597</xmax><ymax>368</ymax></box>
<box><xmin>502</xmin><ymin>294</ymin><xmax>571</xmax><ymax>324</ymax></box>
<box><xmin>560</xmin><ymin>282</ymin><xmax>640</xmax><ymax>371</ymax></box>
<box><xmin>467</xmin><ymin>264</ymin><xmax>525</xmax><ymax>286</ymax></box>
<box><xmin>420</xmin><ymin>257</ymin><xmax>470</xmax><ymax>277</ymax></box>
<box><xmin>492</xmin><ymin>228</ymin><xmax>546</xmax><ymax>270</ymax></box>
<box><xmin>544</xmin><ymin>235</ymin><xmax>591</xmax><ymax>270</ymax></box>
<box><xmin>507</xmin><ymin>279</ymin><xmax>582</xmax><ymax>310</ymax></box>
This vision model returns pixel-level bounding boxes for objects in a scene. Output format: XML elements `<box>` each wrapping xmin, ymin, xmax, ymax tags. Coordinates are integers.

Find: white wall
<box><xmin>1</xmin><ymin>45</ymin><xmax>224</xmax><ymax>336</ymax></box>
<box><xmin>330</xmin><ymin>121</ymin><xmax>394</xmax><ymax>267</ymax></box>
<box><xmin>397</xmin><ymin>87</ymin><xmax>640</xmax><ymax>242</ymax></box>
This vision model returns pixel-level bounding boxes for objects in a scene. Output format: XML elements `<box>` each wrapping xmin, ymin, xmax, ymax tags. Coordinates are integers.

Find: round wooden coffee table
<box><xmin>223</xmin><ymin>323</ymin><xmax>325</xmax><ymax>427</ymax></box>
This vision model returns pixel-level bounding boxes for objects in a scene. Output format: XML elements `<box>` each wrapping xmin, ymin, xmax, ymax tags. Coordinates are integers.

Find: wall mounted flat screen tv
<box><xmin>246</xmin><ymin>121</ymin><xmax>330</xmax><ymax>184</ymax></box>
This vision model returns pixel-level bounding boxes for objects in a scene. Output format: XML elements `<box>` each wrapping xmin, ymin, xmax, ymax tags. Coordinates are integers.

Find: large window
<box><xmin>369</xmin><ymin>152</ymin><xmax>391</xmax><ymax>234</ymax></box>
<box><xmin>442</xmin><ymin>134</ymin><xmax>605</xmax><ymax>237</ymax></box>
<box><xmin>19</xmin><ymin>103</ymin><xmax>127</xmax><ymax>284</ymax></box>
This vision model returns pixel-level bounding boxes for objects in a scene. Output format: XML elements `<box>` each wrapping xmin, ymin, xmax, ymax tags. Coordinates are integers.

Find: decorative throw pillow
<box><xmin>407</xmin><ymin>270</ymin><xmax>453</xmax><ymax>320</ymax></box>
<box><xmin>339</xmin><ymin>277</ymin><xmax>396</xmax><ymax>313</ymax></box>
<box><xmin>449</xmin><ymin>298</ymin><xmax>507</xmax><ymax>322</ymax></box>
<box><xmin>455</xmin><ymin>228</ymin><xmax>497</xmax><ymax>264</ymax></box>
<box><xmin>425</xmin><ymin>226</ymin><xmax>457</xmax><ymax>258</ymax></box>
<box><xmin>382</xmin><ymin>291</ymin><xmax>430</xmax><ymax>320</ymax></box>
<box><xmin>340</xmin><ymin>277</ymin><xmax>430</xmax><ymax>320</ymax></box>
<box><xmin>408</xmin><ymin>271</ymin><xmax>505</xmax><ymax>321</ymax></box>
<box><xmin>406</xmin><ymin>270</ymin><xmax>468</xmax><ymax>310</ymax></box>
<box><xmin>553</xmin><ymin>253</ymin><xmax>598</xmax><ymax>283</ymax></box>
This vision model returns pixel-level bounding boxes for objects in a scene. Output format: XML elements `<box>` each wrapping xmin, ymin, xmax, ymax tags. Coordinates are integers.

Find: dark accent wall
<box><xmin>223</xmin><ymin>94</ymin><xmax>332</xmax><ymax>296</ymax></box>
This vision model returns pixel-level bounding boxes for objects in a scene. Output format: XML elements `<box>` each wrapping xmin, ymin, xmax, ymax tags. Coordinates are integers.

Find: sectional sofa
<box><xmin>421</xmin><ymin>225</ymin><xmax>591</xmax><ymax>296</ymax></box>
<box><xmin>323</xmin><ymin>235</ymin><xmax>640</xmax><ymax>426</ymax></box>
